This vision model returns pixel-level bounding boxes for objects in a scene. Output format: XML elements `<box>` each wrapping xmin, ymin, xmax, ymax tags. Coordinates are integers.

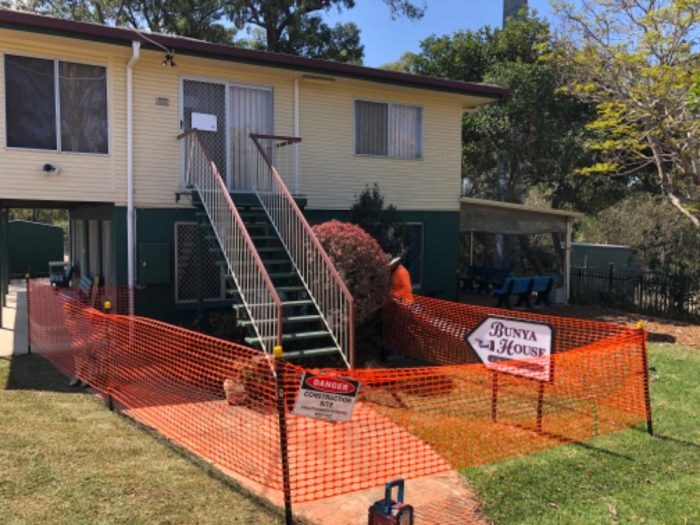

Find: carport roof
<box><xmin>460</xmin><ymin>197</ymin><xmax>584</xmax><ymax>235</ymax></box>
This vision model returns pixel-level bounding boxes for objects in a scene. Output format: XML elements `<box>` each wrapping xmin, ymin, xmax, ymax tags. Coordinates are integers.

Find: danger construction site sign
<box><xmin>292</xmin><ymin>372</ymin><xmax>360</xmax><ymax>422</ymax></box>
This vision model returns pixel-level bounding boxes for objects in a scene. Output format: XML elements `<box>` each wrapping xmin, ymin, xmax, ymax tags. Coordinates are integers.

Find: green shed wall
<box><xmin>8</xmin><ymin>220</ymin><xmax>64</xmax><ymax>276</ymax></box>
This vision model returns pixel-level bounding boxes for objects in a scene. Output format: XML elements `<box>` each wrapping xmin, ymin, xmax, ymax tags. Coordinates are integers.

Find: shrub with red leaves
<box><xmin>312</xmin><ymin>220</ymin><xmax>390</xmax><ymax>324</ymax></box>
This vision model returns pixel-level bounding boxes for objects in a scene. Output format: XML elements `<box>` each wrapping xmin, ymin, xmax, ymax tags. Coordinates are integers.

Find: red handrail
<box><xmin>179</xmin><ymin>130</ymin><xmax>283</xmax><ymax>347</ymax></box>
<box><xmin>250</xmin><ymin>134</ymin><xmax>355</xmax><ymax>367</ymax></box>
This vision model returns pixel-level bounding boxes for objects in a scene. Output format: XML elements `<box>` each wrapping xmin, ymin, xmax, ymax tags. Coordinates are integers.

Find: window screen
<box><xmin>355</xmin><ymin>100</ymin><xmax>422</xmax><ymax>158</ymax></box>
<box><xmin>4</xmin><ymin>54</ymin><xmax>108</xmax><ymax>153</ymax></box>
<box><xmin>59</xmin><ymin>62</ymin><xmax>108</xmax><ymax>153</ymax></box>
<box><xmin>355</xmin><ymin>100</ymin><xmax>388</xmax><ymax>156</ymax></box>
<box><xmin>4</xmin><ymin>55</ymin><xmax>57</xmax><ymax>150</ymax></box>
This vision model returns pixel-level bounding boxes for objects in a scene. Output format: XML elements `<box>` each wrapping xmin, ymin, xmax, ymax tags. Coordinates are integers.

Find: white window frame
<box><xmin>174</xmin><ymin>221</ymin><xmax>227</xmax><ymax>304</ymax></box>
<box><xmin>353</xmin><ymin>98</ymin><xmax>424</xmax><ymax>160</ymax></box>
<box><xmin>2</xmin><ymin>51</ymin><xmax>111</xmax><ymax>156</ymax></box>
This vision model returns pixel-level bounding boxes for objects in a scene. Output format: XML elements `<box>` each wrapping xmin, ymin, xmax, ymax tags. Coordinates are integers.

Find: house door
<box><xmin>230</xmin><ymin>85</ymin><xmax>273</xmax><ymax>192</ymax></box>
<box><xmin>181</xmin><ymin>79</ymin><xmax>228</xmax><ymax>183</ymax></box>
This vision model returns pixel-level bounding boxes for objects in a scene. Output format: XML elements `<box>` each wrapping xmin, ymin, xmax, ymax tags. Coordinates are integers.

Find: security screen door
<box><xmin>182</xmin><ymin>79</ymin><xmax>228</xmax><ymax>183</ymax></box>
<box><xmin>182</xmin><ymin>80</ymin><xmax>273</xmax><ymax>191</ymax></box>
<box><xmin>230</xmin><ymin>85</ymin><xmax>273</xmax><ymax>191</ymax></box>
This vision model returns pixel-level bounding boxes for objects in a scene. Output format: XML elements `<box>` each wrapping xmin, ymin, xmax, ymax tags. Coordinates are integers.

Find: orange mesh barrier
<box><xmin>28</xmin><ymin>283</ymin><xmax>650</xmax><ymax>508</ymax></box>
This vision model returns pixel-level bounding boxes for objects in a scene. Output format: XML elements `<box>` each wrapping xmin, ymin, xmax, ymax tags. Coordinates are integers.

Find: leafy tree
<box><xmin>19</xmin><ymin>0</ymin><xmax>237</xmax><ymax>43</ymax></box>
<box><xmin>552</xmin><ymin>0</ymin><xmax>700</xmax><ymax>228</ymax></box>
<box><xmin>348</xmin><ymin>183</ymin><xmax>406</xmax><ymax>255</ymax></box>
<box><xmin>20</xmin><ymin>0</ymin><xmax>425</xmax><ymax>62</ymax></box>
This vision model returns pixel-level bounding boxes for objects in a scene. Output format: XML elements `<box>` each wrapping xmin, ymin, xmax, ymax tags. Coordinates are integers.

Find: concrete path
<box><xmin>0</xmin><ymin>281</ymin><xmax>28</xmax><ymax>357</ymax></box>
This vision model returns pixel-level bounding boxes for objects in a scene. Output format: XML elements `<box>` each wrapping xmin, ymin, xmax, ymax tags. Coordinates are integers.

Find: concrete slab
<box><xmin>117</xmin><ymin>387</ymin><xmax>486</xmax><ymax>525</ymax></box>
<box><xmin>0</xmin><ymin>281</ymin><xmax>28</xmax><ymax>357</ymax></box>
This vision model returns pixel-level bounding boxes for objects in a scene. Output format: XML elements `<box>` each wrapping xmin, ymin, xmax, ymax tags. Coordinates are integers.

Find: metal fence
<box><xmin>570</xmin><ymin>267</ymin><xmax>700</xmax><ymax>321</ymax></box>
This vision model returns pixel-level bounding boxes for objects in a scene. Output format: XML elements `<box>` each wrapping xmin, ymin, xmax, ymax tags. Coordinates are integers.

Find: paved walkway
<box><xmin>0</xmin><ymin>281</ymin><xmax>28</xmax><ymax>357</ymax></box>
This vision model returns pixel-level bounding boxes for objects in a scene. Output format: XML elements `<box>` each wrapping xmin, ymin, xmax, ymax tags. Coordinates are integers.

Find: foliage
<box><xmin>20</xmin><ymin>0</ymin><xmax>425</xmax><ymax>63</ymax></box>
<box><xmin>579</xmin><ymin>193</ymin><xmax>700</xmax><ymax>276</ymax></box>
<box><xmin>312</xmin><ymin>220</ymin><xmax>390</xmax><ymax>323</ymax></box>
<box><xmin>8</xmin><ymin>208</ymin><xmax>68</xmax><ymax>226</ymax></box>
<box><xmin>19</xmin><ymin>0</ymin><xmax>238</xmax><ymax>43</ymax></box>
<box><xmin>348</xmin><ymin>183</ymin><xmax>406</xmax><ymax>254</ymax></box>
<box><xmin>464</xmin><ymin>343</ymin><xmax>700</xmax><ymax>525</ymax></box>
<box><xmin>552</xmin><ymin>0</ymin><xmax>700</xmax><ymax>228</ymax></box>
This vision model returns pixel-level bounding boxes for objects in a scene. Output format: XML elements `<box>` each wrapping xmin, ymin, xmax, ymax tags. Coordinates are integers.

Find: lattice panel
<box><xmin>175</xmin><ymin>222</ymin><xmax>225</xmax><ymax>303</ymax></box>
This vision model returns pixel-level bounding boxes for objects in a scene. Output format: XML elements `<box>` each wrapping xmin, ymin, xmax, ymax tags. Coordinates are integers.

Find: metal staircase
<box><xmin>180</xmin><ymin>131</ymin><xmax>354</xmax><ymax>368</ymax></box>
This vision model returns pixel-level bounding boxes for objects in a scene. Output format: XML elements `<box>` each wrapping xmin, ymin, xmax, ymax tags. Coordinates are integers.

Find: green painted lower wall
<box><xmin>67</xmin><ymin>205</ymin><xmax>459</xmax><ymax>325</ymax></box>
<box><xmin>303</xmin><ymin>209</ymin><xmax>460</xmax><ymax>301</ymax></box>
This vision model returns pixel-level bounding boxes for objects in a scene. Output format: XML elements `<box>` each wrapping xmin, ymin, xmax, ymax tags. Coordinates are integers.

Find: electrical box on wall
<box><xmin>138</xmin><ymin>243</ymin><xmax>170</xmax><ymax>285</ymax></box>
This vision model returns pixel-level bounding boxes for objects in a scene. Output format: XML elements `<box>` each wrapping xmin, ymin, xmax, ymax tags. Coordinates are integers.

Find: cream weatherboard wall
<box><xmin>299</xmin><ymin>78</ymin><xmax>464</xmax><ymax>212</ymax></box>
<box><xmin>1</xmin><ymin>28</ymin><xmax>468</xmax><ymax>213</ymax></box>
<box><xmin>0</xmin><ymin>28</ymin><xmax>129</xmax><ymax>204</ymax></box>
<box><xmin>131</xmin><ymin>50</ymin><xmax>296</xmax><ymax>208</ymax></box>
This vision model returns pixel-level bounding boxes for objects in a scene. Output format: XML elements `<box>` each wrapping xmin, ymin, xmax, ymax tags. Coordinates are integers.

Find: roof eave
<box><xmin>0</xmin><ymin>8</ymin><xmax>509</xmax><ymax>100</ymax></box>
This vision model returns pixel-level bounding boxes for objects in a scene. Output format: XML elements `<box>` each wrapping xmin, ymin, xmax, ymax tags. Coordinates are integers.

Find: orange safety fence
<box><xmin>27</xmin><ymin>282</ymin><xmax>650</xmax><ymax>506</ymax></box>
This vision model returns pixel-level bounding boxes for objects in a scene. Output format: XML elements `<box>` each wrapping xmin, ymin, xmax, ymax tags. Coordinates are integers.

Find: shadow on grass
<box><xmin>1</xmin><ymin>354</ymin><xmax>78</xmax><ymax>394</ymax></box>
<box><xmin>571</xmin><ymin>439</ymin><xmax>635</xmax><ymax>460</ymax></box>
<box><xmin>628</xmin><ymin>426</ymin><xmax>700</xmax><ymax>450</ymax></box>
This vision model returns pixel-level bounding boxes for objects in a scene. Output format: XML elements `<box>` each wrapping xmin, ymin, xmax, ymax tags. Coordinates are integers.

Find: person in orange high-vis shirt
<box><xmin>388</xmin><ymin>256</ymin><xmax>415</xmax><ymax>304</ymax></box>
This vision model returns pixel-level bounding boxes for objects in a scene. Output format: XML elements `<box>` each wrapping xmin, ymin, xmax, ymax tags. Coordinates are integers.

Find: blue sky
<box><xmin>324</xmin><ymin>0</ymin><xmax>563</xmax><ymax>67</ymax></box>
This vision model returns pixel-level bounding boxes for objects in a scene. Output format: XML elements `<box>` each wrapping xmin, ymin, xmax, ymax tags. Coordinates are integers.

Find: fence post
<box><xmin>637</xmin><ymin>322</ymin><xmax>653</xmax><ymax>436</ymax></box>
<box><xmin>104</xmin><ymin>299</ymin><xmax>114</xmax><ymax>411</ymax></box>
<box><xmin>490</xmin><ymin>371</ymin><xmax>498</xmax><ymax>422</ymax></box>
<box><xmin>536</xmin><ymin>382</ymin><xmax>545</xmax><ymax>433</ymax></box>
<box><xmin>25</xmin><ymin>273</ymin><xmax>31</xmax><ymax>355</ymax></box>
<box><xmin>274</xmin><ymin>346</ymin><xmax>293</xmax><ymax>525</ymax></box>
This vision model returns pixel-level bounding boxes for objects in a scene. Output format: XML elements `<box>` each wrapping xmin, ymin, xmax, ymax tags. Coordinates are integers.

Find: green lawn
<box><xmin>0</xmin><ymin>354</ymin><xmax>282</xmax><ymax>525</ymax></box>
<box><xmin>463</xmin><ymin>343</ymin><xmax>700</xmax><ymax>525</ymax></box>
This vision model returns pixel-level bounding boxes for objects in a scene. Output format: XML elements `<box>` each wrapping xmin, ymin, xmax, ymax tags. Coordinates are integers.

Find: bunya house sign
<box><xmin>466</xmin><ymin>316</ymin><xmax>554</xmax><ymax>381</ymax></box>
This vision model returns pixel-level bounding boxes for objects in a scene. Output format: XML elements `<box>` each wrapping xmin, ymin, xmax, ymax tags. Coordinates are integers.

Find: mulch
<box><xmin>551</xmin><ymin>304</ymin><xmax>700</xmax><ymax>349</ymax></box>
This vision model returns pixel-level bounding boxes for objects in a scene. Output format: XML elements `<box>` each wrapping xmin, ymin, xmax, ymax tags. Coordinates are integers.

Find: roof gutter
<box><xmin>127</xmin><ymin>40</ymin><xmax>140</xmax><ymax>315</ymax></box>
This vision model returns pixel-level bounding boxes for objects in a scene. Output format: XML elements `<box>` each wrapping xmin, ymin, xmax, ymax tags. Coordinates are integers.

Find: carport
<box><xmin>460</xmin><ymin>197</ymin><xmax>583</xmax><ymax>302</ymax></box>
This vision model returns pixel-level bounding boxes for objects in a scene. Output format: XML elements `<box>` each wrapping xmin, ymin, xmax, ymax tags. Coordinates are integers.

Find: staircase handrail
<box><xmin>179</xmin><ymin>130</ymin><xmax>283</xmax><ymax>352</ymax></box>
<box><xmin>250</xmin><ymin>133</ymin><xmax>355</xmax><ymax>368</ymax></box>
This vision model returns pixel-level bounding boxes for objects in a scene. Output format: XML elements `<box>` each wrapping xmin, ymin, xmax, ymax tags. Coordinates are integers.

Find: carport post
<box><xmin>564</xmin><ymin>218</ymin><xmax>573</xmax><ymax>304</ymax></box>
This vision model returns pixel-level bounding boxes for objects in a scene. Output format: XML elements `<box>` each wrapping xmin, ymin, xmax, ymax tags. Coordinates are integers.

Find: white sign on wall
<box><xmin>191</xmin><ymin>112</ymin><xmax>218</xmax><ymax>132</ymax></box>
<box><xmin>292</xmin><ymin>372</ymin><xmax>360</xmax><ymax>422</ymax></box>
<box><xmin>466</xmin><ymin>316</ymin><xmax>554</xmax><ymax>382</ymax></box>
